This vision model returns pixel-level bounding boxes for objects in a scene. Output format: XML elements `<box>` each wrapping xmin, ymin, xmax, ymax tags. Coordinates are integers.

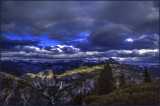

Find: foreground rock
<box><xmin>1</xmin><ymin>72</ymin><xmax>50</xmax><ymax>106</ymax></box>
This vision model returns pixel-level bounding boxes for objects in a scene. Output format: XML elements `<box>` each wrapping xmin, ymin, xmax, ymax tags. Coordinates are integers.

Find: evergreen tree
<box><xmin>95</xmin><ymin>63</ymin><xmax>115</xmax><ymax>95</ymax></box>
<box><xmin>119</xmin><ymin>70</ymin><xmax>126</xmax><ymax>87</ymax></box>
<box><xmin>72</xmin><ymin>88</ymin><xmax>88</xmax><ymax>105</ymax></box>
<box><xmin>72</xmin><ymin>92</ymin><xmax>83</xmax><ymax>105</ymax></box>
<box><xmin>143</xmin><ymin>67</ymin><xmax>151</xmax><ymax>83</ymax></box>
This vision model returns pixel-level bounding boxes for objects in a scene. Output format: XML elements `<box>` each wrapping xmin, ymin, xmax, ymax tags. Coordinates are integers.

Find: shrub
<box><xmin>83</xmin><ymin>95</ymin><xmax>99</xmax><ymax>104</ymax></box>
<box><xmin>84</xmin><ymin>82</ymin><xmax>159</xmax><ymax>105</ymax></box>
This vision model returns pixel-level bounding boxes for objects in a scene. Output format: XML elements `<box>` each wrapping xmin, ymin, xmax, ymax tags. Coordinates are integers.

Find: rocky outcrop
<box><xmin>1</xmin><ymin>62</ymin><xmax>148</xmax><ymax>105</ymax></box>
<box><xmin>1</xmin><ymin>72</ymin><xmax>50</xmax><ymax>106</ymax></box>
<box><xmin>22</xmin><ymin>70</ymin><xmax>56</xmax><ymax>88</ymax></box>
<box><xmin>55</xmin><ymin>63</ymin><xmax>145</xmax><ymax>104</ymax></box>
<box><xmin>71</xmin><ymin>79</ymin><xmax>95</xmax><ymax>96</ymax></box>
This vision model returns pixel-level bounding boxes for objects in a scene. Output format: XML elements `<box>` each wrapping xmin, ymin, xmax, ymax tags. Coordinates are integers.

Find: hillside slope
<box><xmin>1</xmin><ymin>62</ymin><xmax>158</xmax><ymax>105</ymax></box>
<box><xmin>84</xmin><ymin>82</ymin><xmax>159</xmax><ymax>105</ymax></box>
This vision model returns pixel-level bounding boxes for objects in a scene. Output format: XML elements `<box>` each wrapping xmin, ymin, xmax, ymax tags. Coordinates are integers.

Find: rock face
<box><xmin>55</xmin><ymin>73</ymin><xmax>95</xmax><ymax>104</ymax></box>
<box><xmin>22</xmin><ymin>70</ymin><xmax>56</xmax><ymax>88</ymax></box>
<box><xmin>2</xmin><ymin>62</ymin><xmax>155</xmax><ymax>105</ymax></box>
<box><xmin>1</xmin><ymin>72</ymin><xmax>50</xmax><ymax>106</ymax></box>
<box><xmin>55</xmin><ymin>63</ymin><xmax>145</xmax><ymax>104</ymax></box>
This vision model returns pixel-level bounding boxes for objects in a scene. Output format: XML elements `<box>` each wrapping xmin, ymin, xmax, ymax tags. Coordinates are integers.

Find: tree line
<box><xmin>72</xmin><ymin>63</ymin><xmax>151</xmax><ymax>104</ymax></box>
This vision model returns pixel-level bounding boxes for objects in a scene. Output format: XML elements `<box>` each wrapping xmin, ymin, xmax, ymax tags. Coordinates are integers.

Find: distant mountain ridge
<box><xmin>1</xmin><ymin>58</ymin><xmax>117</xmax><ymax>76</ymax></box>
<box><xmin>1</xmin><ymin>58</ymin><xmax>158</xmax><ymax>77</ymax></box>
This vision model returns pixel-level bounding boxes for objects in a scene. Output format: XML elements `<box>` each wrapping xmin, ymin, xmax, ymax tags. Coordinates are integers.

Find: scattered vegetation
<box><xmin>56</xmin><ymin>65</ymin><xmax>103</xmax><ymax>78</ymax></box>
<box><xmin>25</xmin><ymin>70</ymin><xmax>54</xmax><ymax>79</ymax></box>
<box><xmin>143</xmin><ymin>67</ymin><xmax>151</xmax><ymax>83</ymax></box>
<box><xmin>71</xmin><ymin>63</ymin><xmax>116</xmax><ymax>105</ymax></box>
<box><xmin>72</xmin><ymin>92</ymin><xmax>84</xmax><ymax>105</ymax></box>
<box><xmin>83</xmin><ymin>82</ymin><xmax>159</xmax><ymax>105</ymax></box>
<box><xmin>1</xmin><ymin>76</ymin><xmax>14</xmax><ymax>90</ymax></box>
<box><xmin>83</xmin><ymin>95</ymin><xmax>99</xmax><ymax>104</ymax></box>
<box><xmin>94</xmin><ymin>63</ymin><xmax>116</xmax><ymax>95</ymax></box>
<box><xmin>25</xmin><ymin>73</ymin><xmax>37</xmax><ymax>78</ymax></box>
<box><xmin>70</xmin><ymin>64</ymin><xmax>158</xmax><ymax>105</ymax></box>
<box><xmin>119</xmin><ymin>70</ymin><xmax>126</xmax><ymax>87</ymax></box>
<box><xmin>71</xmin><ymin>88</ymin><xmax>92</xmax><ymax>105</ymax></box>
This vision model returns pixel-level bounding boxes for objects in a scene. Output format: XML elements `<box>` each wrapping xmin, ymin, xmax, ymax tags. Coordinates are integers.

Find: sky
<box><xmin>1</xmin><ymin>1</ymin><xmax>159</xmax><ymax>64</ymax></box>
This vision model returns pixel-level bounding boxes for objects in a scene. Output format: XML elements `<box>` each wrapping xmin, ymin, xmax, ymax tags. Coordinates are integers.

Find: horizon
<box><xmin>1</xmin><ymin>1</ymin><xmax>159</xmax><ymax>64</ymax></box>
<box><xmin>1</xmin><ymin>57</ymin><xmax>159</xmax><ymax>66</ymax></box>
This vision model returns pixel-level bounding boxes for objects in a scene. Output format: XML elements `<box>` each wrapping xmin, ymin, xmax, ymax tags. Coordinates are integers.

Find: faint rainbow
<box><xmin>44</xmin><ymin>18</ymin><xmax>133</xmax><ymax>33</ymax></box>
<box><xmin>44</xmin><ymin>18</ymin><xmax>97</xmax><ymax>28</ymax></box>
<box><xmin>117</xmin><ymin>24</ymin><xmax>133</xmax><ymax>33</ymax></box>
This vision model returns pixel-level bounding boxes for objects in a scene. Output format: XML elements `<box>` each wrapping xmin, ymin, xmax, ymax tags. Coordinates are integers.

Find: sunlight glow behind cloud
<box><xmin>126</xmin><ymin>38</ymin><xmax>134</xmax><ymax>42</ymax></box>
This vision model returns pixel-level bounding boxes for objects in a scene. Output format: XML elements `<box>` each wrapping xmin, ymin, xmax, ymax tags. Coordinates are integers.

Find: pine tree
<box><xmin>119</xmin><ymin>70</ymin><xmax>126</xmax><ymax>87</ymax></box>
<box><xmin>72</xmin><ymin>92</ymin><xmax>83</xmax><ymax>105</ymax></box>
<box><xmin>95</xmin><ymin>63</ymin><xmax>115</xmax><ymax>95</ymax></box>
<box><xmin>143</xmin><ymin>67</ymin><xmax>151</xmax><ymax>83</ymax></box>
<box><xmin>72</xmin><ymin>88</ymin><xmax>88</xmax><ymax>105</ymax></box>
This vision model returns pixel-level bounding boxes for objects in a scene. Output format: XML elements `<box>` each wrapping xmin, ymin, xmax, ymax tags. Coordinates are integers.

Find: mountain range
<box><xmin>1</xmin><ymin>58</ymin><xmax>159</xmax><ymax>76</ymax></box>
<box><xmin>1</xmin><ymin>58</ymin><xmax>159</xmax><ymax>105</ymax></box>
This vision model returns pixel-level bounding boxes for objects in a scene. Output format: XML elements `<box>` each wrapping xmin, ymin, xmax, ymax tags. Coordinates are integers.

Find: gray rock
<box><xmin>22</xmin><ymin>70</ymin><xmax>56</xmax><ymax>88</ymax></box>
<box><xmin>1</xmin><ymin>72</ymin><xmax>50</xmax><ymax>106</ymax></box>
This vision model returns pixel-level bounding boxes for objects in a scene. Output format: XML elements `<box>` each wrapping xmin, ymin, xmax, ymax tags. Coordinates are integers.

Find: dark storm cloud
<box><xmin>2</xmin><ymin>1</ymin><xmax>159</xmax><ymax>35</ymax></box>
<box><xmin>73</xmin><ymin>26</ymin><xmax>159</xmax><ymax>52</ymax></box>
<box><xmin>104</xmin><ymin>1</ymin><xmax>159</xmax><ymax>33</ymax></box>
<box><xmin>107</xmin><ymin>49</ymin><xmax>159</xmax><ymax>58</ymax></box>
<box><xmin>44</xmin><ymin>45</ymin><xmax>80</xmax><ymax>54</ymax></box>
<box><xmin>1</xmin><ymin>1</ymin><xmax>80</xmax><ymax>35</ymax></box>
<box><xmin>1</xmin><ymin>36</ymin><xmax>39</xmax><ymax>51</ymax></box>
<box><xmin>1</xmin><ymin>1</ymin><xmax>159</xmax><ymax>63</ymax></box>
<box><xmin>2</xmin><ymin>48</ymin><xmax>158</xmax><ymax>62</ymax></box>
<box><xmin>120</xmin><ymin>54</ymin><xmax>159</xmax><ymax>64</ymax></box>
<box><xmin>1</xmin><ymin>36</ymin><xmax>80</xmax><ymax>55</ymax></box>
